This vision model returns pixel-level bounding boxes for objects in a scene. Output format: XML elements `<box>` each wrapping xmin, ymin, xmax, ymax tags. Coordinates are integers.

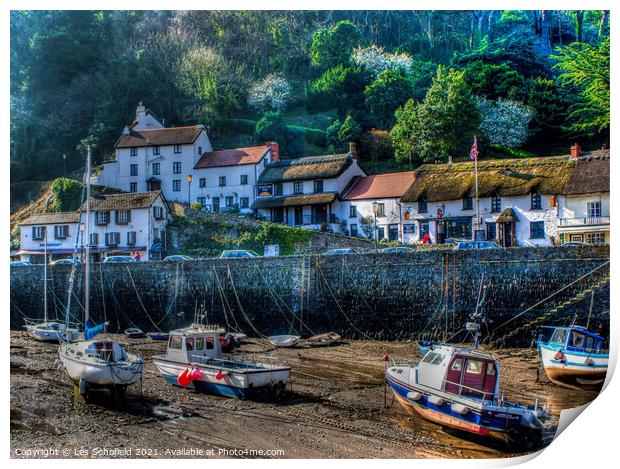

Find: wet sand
<box><xmin>10</xmin><ymin>332</ymin><xmax>600</xmax><ymax>459</ymax></box>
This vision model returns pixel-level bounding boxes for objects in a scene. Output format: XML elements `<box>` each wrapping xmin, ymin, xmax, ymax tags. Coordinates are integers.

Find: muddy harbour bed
<box><xmin>10</xmin><ymin>332</ymin><xmax>599</xmax><ymax>459</ymax></box>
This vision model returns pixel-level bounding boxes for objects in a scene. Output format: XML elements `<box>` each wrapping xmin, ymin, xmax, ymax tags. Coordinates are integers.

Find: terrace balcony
<box><xmin>558</xmin><ymin>216</ymin><xmax>610</xmax><ymax>233</ymax></box>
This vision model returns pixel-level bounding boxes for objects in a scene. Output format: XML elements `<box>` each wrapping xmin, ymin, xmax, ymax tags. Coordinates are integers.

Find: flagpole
<box><xmin>473</xmin><ymin>135</ymin><xmax>480</xmax><ymax>240</ymax></box>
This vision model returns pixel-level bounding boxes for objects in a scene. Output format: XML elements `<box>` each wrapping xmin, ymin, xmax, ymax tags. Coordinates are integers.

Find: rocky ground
<box><xmin>10</xmin><ymin>332</ymin><xmax>600</xmax><ymax>459</ymax></box>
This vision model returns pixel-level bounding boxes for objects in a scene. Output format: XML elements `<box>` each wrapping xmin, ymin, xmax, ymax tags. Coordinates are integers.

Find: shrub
<box><xmin>247</xmin><ymin>74</ymin><xmax>291</xmax><ymax>112</ymax></box>
<box><xmin>50</xmin><ymin>178</ymin><xmax>83</xmax><ymax>212</ymax></box>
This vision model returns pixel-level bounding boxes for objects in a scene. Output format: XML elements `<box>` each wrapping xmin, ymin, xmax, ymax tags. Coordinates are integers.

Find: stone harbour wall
<box><xmin>10</xmin><ymin>246</ymin><xmax>610</xmax><ymax>346</ymax></box>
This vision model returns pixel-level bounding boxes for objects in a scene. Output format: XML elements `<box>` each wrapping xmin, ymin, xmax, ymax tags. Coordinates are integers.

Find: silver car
<box><xmin>220</xmin><ymin>250</ymin><xmax>259</xmax><ymax>258</ymax></box>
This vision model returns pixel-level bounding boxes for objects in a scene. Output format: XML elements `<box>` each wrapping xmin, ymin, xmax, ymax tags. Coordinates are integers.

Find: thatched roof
<box><xmin>496</xmin><ymin>207</ymin><xmax>519</xmax><ymax>223</ymax></box>
<box><xmin>251</xmin><ymin>192</ymin><xmax>337</xmax><ymax>210</ymax></box>
<box><xmin>401</xmin><ymin>156</ymin><xmax>576</xmax><ymax>203</ymax></box>
<box><xmin>564</xmin><ymin>150</ymin><xmax>610</xmax><ymax>195</ymax></box>
<box><xmin>258</xmin><ymin>154</ymin><xmax>354</xmax><ymax>183</ymax></box>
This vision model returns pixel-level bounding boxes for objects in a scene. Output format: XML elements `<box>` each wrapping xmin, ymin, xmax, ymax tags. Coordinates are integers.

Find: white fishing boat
<box><xmin>153</xmin><ymin>324</ymin><xmax>291</xmax><ymax>399</ymax></box>
<box><xmin>268</xmin><ymin>334</ymin><xmax>301</xmax><ymax>348</ymax></box>
<box><xmin>538</xmin><ymin>325</ymin><xmax>608</xmax><ymax>388</ymax></box>
<box><xmin>57</xmin><ymin>146</ymin><xmax>144</xmax><ymax>399</ymax></box>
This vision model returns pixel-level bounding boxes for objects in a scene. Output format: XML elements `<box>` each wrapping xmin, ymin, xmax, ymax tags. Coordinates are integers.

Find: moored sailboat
<box><xmin>57</xmin><ymin>146</ymin><xmax>144</xmax><ymax>399</ymax></box>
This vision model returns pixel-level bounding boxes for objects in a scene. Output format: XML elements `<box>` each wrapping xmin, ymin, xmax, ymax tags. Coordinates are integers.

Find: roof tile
<box><xmin>194</xmin><ymin>146</ymin><xmax>269</xmax><ymax>169</ymax></box>
<box><xmin>116</xmin><ymin>126</ymin><xmax>202</xmax><ymax>148</ymax></box>
<box><xmin>342</xmin><ymin>172</ymin><xmax>415</xmax><ymax>200</ymax></box>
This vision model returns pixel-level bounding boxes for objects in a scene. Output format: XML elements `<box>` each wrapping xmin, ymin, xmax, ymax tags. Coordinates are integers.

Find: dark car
<box><xmin>324</xmin><ymin>248</ymin><xmax>356</xmax><ymax>255</ymax></box>
<box><xmin>453</xmin><ymin>241</ymin><xmax>501</xmax><ymax>251</ymax></box>
<box><xmin>164</xmin><ymin>255</ymin><xmax>194</xmax><ymax>262</ymax></box>
<box><xmin>380</xmin><ymin>246</ymin><xmax>416</xmax><ymax>253</ymax></box>
<box><xmin>220</xmin><ymin>250</ymin><xmax>259</xmax><ymax>258</ymax></box>
<box><xmin>561</xmin><ymin>241</ymin><xmax>592</xmax><ymax>247</ymax></box>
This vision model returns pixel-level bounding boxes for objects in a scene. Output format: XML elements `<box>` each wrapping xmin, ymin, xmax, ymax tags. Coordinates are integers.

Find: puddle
<box><xmin>10</xmin><ymin>407</ymin><xmax>61</xmax><ymax>435</ymax></box>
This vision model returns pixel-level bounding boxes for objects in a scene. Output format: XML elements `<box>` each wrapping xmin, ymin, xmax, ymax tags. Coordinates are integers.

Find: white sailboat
<box><xmin>25</xmin><ymin>206</ymin><xmax>79</xmax><ymax>342</ymax></box>
<box><xmin>57</xmin><ymin>146</ymin><xmax>144</xmax><ymax>399</ymax></box>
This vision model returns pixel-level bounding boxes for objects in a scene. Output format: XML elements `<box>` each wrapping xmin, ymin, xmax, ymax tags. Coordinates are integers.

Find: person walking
<box><xmin>133</xmin><ymin>251</ymin><xmax>141</xmax><ymax>262</ymax></box>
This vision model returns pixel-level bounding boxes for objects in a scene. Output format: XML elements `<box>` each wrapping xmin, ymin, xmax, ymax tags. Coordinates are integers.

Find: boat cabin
<box><xmin>82</xmin><ymin>341</ymin><xmax>128</xmax><ymax>362</ymax></box>
<box><xmin>165</xmin><ymin>325</ymin><xmax>225</xmax><ymax>364</ymax></box>
<box><xmin>418</xmin><ymin>346</ymin><xmax>499</xmax><ymax>401</ymax></box>
<box><xmin>542</xmin><ymin>326</ymin><xmax>605</xmax><ymax>353</ymax></box>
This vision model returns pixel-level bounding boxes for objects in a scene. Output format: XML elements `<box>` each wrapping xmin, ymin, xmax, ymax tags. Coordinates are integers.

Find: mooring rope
<box><xmin>490</xmin><ymin>260</ymin><xmax>610</xmax><ymax>333</ymax></box>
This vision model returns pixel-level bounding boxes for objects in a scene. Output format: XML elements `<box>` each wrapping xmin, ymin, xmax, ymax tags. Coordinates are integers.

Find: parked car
<box><xmin>453</xmin><ymin>241</ymin><xmax>501</xmax><ymax>251</ymax></box>
<box><xmin>380</xmin><ymin>246</ymin><xmax>416</xmax><ymax>253</ymax></box>
<box><xmin>220</xmin><ymin>250</ymin><xmax>259</xmax><ymax>258</ymax></box>
<box><xmin>102</xmin><ymin>256</ymin><xmax>136</xmax><ymax>263</ymax></box>
<box><xmin>324</xmin><ymin>248</ymin><xmax>356</xmax><ymax>255</ymax></box>
<box><xmin>51</xmin><ymin>258</ymin><xmax>79</xmax><ymax>265</ymax></box>
<box><xmin>561</xmin><ymin>241</ymin><xmax>592</xmax><ymax>247</ymax></box>
<box><xmin>164</xmin><ymin>255</ymin><xmax>193</xmax><ymax>262</ymax></box>
<box><xmin>10</xmin><ymin>260</ymin><xmax>31</xmax><ymax>267</ymax></box>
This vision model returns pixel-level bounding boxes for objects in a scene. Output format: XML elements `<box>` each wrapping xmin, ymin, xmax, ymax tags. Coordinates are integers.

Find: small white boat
<box><xmin>268</xmin><ymin>335</ymin><xmax>301</xmax><ymax>348</ymax></box>
<box><xmin>58</xmin><ymin>340</ymin><xmax>144</xmax><ymax>394</ymax></box>
<box><xmin>25</xmin><ymin>319</ymin><xmax>79</xmax><ymax>342</ymax></box>
<box><xmin>306</xmin><ymin>332</ymin><xmax>341</xmax><ymax>347</ymax></box>
<box><xmin>125</xmin><ymin>328</ymin><xmax>146</xmax><ymax>338</ymax></box>
<box><xmin>153</xmin><ymin>324</ymin><xmax>290</xmax><ymax>399</ymax></box>
<box><xmin>538</xmin><ymin>325</ymin><xmax>608</xmax><ymax>388</ymax></box>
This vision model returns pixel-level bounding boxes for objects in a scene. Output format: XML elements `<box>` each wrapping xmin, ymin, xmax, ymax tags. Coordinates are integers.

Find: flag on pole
<box><xmin>470</xmin><ymin>135</ymin><xmax>479</xmax><ymax>160</ymax></box>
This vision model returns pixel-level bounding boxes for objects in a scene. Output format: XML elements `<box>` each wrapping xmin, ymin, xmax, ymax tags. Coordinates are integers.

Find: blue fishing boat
<box><xmin>147</xmin><ymin>331</ymin><xmax>170</xmax><ymax>341</ymax></box>
<box><xmin>538</xmin><ymin>325</ymin><xmax>608</xmax><ymax>389</ymax></box>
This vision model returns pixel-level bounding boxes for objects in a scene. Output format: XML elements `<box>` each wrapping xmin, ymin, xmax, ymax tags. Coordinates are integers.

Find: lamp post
<box><xmin>187</xmin><ymin>174</ymin><xmax>193</xmax><ymax>205</ymax></box>
<box><xmin>372</xmin><ymin>201</ymin><xmax>379</xmax><ymax>251</ymax></box>
<box><xmin>62</xmin><ymin>154</ymin><xmax>67</xmax><ymax>176</ymax></box>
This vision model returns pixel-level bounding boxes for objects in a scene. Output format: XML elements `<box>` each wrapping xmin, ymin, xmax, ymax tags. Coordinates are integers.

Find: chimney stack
<box><xmin>269</xmin><ymin>142</ymin><xmax>280</xmax><ymax>161</ymax></box>
<box><xmin>349</xmin><ymin>142</ymin><xmax>358</xmax><ymax>159</ymax></box>
<box><xmin>570</xmin><ymin>142</ymin><xmax>582</xmax><ymax>159</ymax></box>
<box><xmin>136</xmin><ymin>101</ymin><xmax>146</xmax><ymax>121</ymax></box>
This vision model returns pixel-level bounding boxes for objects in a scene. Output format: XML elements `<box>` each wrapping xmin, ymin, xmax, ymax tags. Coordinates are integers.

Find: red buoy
<box><xmin>383</xmin><ymin>354</ymin><xmax>390</xmax><ymax>362</ymax></box>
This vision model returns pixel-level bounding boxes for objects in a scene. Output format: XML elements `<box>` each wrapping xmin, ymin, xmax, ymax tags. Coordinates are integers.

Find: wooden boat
<box><xmin>147</xmin><ymin>331</ymin><xmax>170</xmax><ymax>341</ymax></box>
<box><xmin>153</xmin><ymin>324</ymin><xmax>291</xmax><ymax>399</ymax></box>
<box><xmin>268</xmin><ymin>335</ymin><xmax>301</xmax><ymax>348</ymax></box>
<box><xmin>125</xmin><ymin>328</ymin><xmax>146</xmax><ymax>338</ymax></box>
<box><xmin>306</xmin><ymin>332</ymin><xmax>341</xmax><ymax>347</ymax></box>
<box><xmin>538</xmin><ymin>325</ymin><xmax>608</xmax><ymax>389</ymax></box>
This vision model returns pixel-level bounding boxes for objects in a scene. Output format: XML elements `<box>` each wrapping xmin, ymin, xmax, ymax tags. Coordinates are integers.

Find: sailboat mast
<box><xmin>85</xmin><ymin>146</ymin><xmax>91</xmax><ymax>325</ymax></box>
<box><xmin>43</xmin><ymin>227</ymin><xmax>48</xmax><ymax>322</ymax></box>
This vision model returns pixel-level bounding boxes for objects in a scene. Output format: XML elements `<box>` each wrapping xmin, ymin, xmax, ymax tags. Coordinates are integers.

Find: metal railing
<box><xmin>559</xmin><ymin>216</ymin><xmax>610</xmax><ymax>227</ymax></box>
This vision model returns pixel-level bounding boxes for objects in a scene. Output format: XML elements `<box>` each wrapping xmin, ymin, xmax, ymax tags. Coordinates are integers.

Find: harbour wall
<box><xmin>10</xmin><ymin>246</ymin><xmax>610</xmax><ymax>345</ymax></box>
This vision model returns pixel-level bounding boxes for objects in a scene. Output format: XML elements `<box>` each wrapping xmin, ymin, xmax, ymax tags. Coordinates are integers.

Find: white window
<box><xmin>130</xmin><ymin>147</ymin><xmax>138</xmax><ymax>157</ymax></box>
<box><xmin>152</xmin><ymin>146</ymin><xmax>160</xmax><ymax>155</ymax></box>
<box><xmin>96</xmin><ymin>212</ymin><xmax>109</xmax><ymax>225</ymax></box>
<box><xmin>153</xmin><ymin>206</ymin><xmax>164</xmax><ymax>219</ymax></box>
<box><xmin>116</xmin><ymin>210</ymin><xmax>131</xmax><ymax>225</ymax></box>
<box><xmin>174</xmin><ymin>144</ymin><xmax>182</xmax><ymax>154</ymax></box>
<box><xmin>54</xmin><ymin>225</ymin><xmax>69</xmax><ymax>239</ymax></box>
<box><xmin>173</xmin><ymin>162</ymin><xmax>182</xmax><ymax>174</ymax></box>
<box><xmin>129</xmin><ymin>182</ymin><xmax>137</xmax><ymax>193</ymax></box>
<box><xmin>127</xmin><ymin>231</ymin><xmax>136</xmax><ymax>245</ymax></box>
<box><xmin>588</xmin><ymin>201</ymin><xmax>602</xmax><ymax>218</ymax></box>
<box><xmin>89</xmin><ymin>233</ymin><xmax>99</xmax><ymax>246</ymax></box>
<box><xmin>172</xmin><ymin>180</ymin><xmax>181</xmax><ymax>192</ymax></box>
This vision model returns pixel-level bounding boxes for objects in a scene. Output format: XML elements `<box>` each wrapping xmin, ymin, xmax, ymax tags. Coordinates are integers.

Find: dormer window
<box><xmin>314</xmin><ymin>180</ymin><xmax>324</xmax><ymax>193</ymax></box>
<box><xmin>293</xmin><ymin>181</ymin><xmax>303</xmax><ymax>194</ymax></box>
<box><xmin>152</xmin><ymin>146</ymin><xmax>160</xmax><ymax>155</ymax></box>
<box><xmin>531</xmin><ymin>191</ymin><xmax>542</xmax><ymax>210</ymax></box>
<box><xmin>130</xmin><ymin>147</ymin><xmax>138</xmax><ymax>157</ymax></box>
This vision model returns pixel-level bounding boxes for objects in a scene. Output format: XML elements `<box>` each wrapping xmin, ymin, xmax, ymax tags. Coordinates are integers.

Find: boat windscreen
<box><xmin>550</xmin><ymin>328</ymin><xmax>568</xmax><ymax>345</ymax></box>
<box><xmin>422</xmin><ymin>352</ymin><xmax>444</xmax><ymax>365</ymax></box>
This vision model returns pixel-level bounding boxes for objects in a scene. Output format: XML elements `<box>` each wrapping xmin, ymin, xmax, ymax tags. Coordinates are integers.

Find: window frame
<box><xmin>530</xmin><ymin>220</ymin><xmax>545</xmax><ymax>239</ymax></box>
<box><xmin>173</xmin><ymin>144</ymin><xmax>182</xmax><ymax>154</ymax></box>
<box><xmin>152</xmin><ymin>162</ymin><xmax>160</xmax><ymax>176</ymax></box>
<box><xmin>530</xmin><ymin>191</ymin><xmax>542</xmax><ymax>210</ymax></box>
<box><xmin>418</xmin><ymin>199</ymin><xmax>427</xmax><ymax>213</ymax></box>
<box><xmin>129</xmin><ymin>182</ymin><xmax>137</xmax><ymax>193</ymax></box>
<box><xmin>314</xmin><ymin>180</ymin><xmax>324</xmax><ymax>193</ymax></box>
<box><xmin>130</xmin><ymin>147</ymin><xmax>138</xmax><ymax>157</ymax></box>
<box><xmin>375</xmin><ymin>203</ymin><xmax>386</xmax><ymax>218</ymax></box>
<box><xmin>172</xmin><ymin>180</ymin><xmax>181</xmax><ymax>192</ymax></box>
<box><xmin>219</xmin><ymin>176</ymin><xmax>226</xmax><ymax>187</ymax></box>
<box><xmin>152</xmin><ymin>145</ymin><xmax>160</xmax><ymax>155</ymax></box>
<box><xmin>273</xmin><ymin>183</ymin><xmax>283</xmax><ymax>196</ymax></box>
<box><xmin>173</xmin><ymin>162</ymin><xmax>182</xmax><ymax>174</ymax></box>
<box><xmin>462</xmin><ymin>195</ymin><xmax>473</xmax><ymax>211</ymax></box>
<box><xmin>240</xmin><ymin>197</ymin><xmax>249</xmax><ymax>209</ymax></box>
<box><xmin>130</xmin><ymin>164</ymin><xmax>138</xmax><ymax>177</ymax></box>
<box><xmin>199</xmin><ymin>177</ymin><xmax>206</xmax><ymax>188</ymax></box>
<box><xmin>240</xmin><ymin>174</ymin><xmax>248</xmax><ymax>185</ymax></box>
<box><xmin>293</xmin><ymin>181</ymin><xmax>303</xmax><ymax>194</ymax></box>
<box><xmin>349</xmin><ymin>205</ymin><xmax>357</xmax><ymax>218</ymax></box>
<box><xmin>491</xmin><ymin>193</ymin><xmax>502</xmax><ymax>213</ymax></box>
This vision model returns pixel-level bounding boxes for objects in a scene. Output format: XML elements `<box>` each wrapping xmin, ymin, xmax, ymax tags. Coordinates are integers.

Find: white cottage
<box><xmin>18</xmin><ymin>212</ymin><xmax>81</xmax><ymax>263</ymax></box>
<box><xmin>400</xmin><ymin>155</ymin><xmax>579</xmax><ymax>247</ymax></box>
<box><xmin>557</xmin><ymin>148</ymin><xmax>610</xmax><ymax>245</ymax></box>
<box><xmin>337</xmin><ymin>171</ymin><xmax>415</xmax><ymax>241</ymax></box>
<box><xmin>252</xmin><ymin>144</ymin><xmax>366</xmax><ymax>232</ymax></box>
<box><xmin>83</xmin><ymin>191</ymin><xmax>171</xmax><ymax>260</ymax></box>
<box><xmin>95</xmin><ymin>103</ymin><xmax>275</xmax><ymax>212</ymax></box>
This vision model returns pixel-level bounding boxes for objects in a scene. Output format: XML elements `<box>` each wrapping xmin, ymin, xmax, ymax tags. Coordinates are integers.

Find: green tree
<box><xmin>391</xmin><ymin>67</ymin><xmax>480</xmax><ymax>165</ymax></box>
<box><xmin>310</xmin><ymin>20</ymin><xmax>360</xmax><ymax>70</ymax></box>
<box><xmin>462</xmin><ymin>60</ymin><xmax>527</xmax><ymax>101</ymax></box>
<box><xmin>364</xmin><ymin>68</ymin><xmax>415</xmax><ymax>128</ymax></box>
<box><xmin>552</xmin><ymin>38</ymin><xmax>610</xmax><ymax>135</ymax></box>
<box><xmin>255</xmin><ymin>111</ymin><xmax>288</xmax><ymax>145</ymax></box>
<box><xmin>337</xmin><ymin>115</ymin><xmax>362</xmax><ymax>145</ymax></box>
<box><xmin>309</xmin><ymin>65</ymin><xmax>371</xmax><ymax>119</ymax></box>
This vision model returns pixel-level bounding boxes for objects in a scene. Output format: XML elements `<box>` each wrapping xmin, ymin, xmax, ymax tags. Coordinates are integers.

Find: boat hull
<box><xmin>268</xmin><ymin>335</ymin><xmax>300</xmax><ymax>348</ymax></box>
<box><xmin>539</xmin><ymin>344</ymin><xmax>608</xmax><ymax>388</ymax></box>
<box><xmin>386</xmin><ymin>374</ymin><xmax>541</xmax><ymax>449</ymax></box>
<box><xmin>26</xmin><ymin>324</ymin><xmax>79</xmax><ymax>343</ymax></box>
<box><xmin>58</xmin><ymin>344</ymin><xmax>144</xmax><ymax>388</ymax></box>
<box><xmin>153</xmin><ymin>356</ymin><xmax>290</xmax><ymax>399</ymax></box>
